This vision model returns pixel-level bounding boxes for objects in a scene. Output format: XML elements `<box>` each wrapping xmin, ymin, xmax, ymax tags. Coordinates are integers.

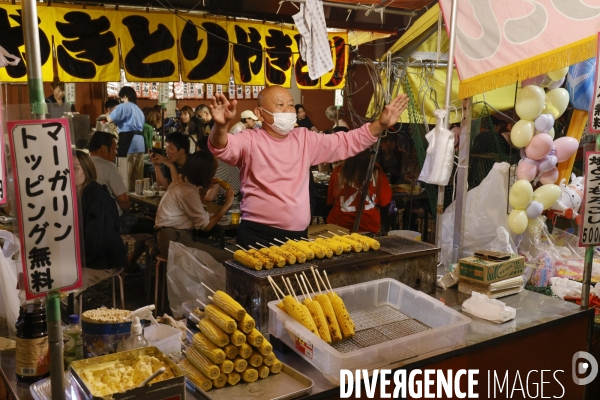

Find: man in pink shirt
<box><xmin>208</xmin><ymin>86</ymin><xmax>408</xmax><ymax>247</ymax></box>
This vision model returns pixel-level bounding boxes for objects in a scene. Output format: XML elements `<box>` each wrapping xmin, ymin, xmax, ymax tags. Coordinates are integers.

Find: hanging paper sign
<box><xmin>580</xmin><ymin>151</ymin><xmax>600</xmax><ymax>246</ymax></box>
<box><xmin>589</xmin><ymin>33</ymin><xmax>600</xmax><ymax>133</ymax></box>
<box><xmin>252</xmin><ymin>86</ymin><xmax>260</xmax><ymax>99</ymax></box>
<box><xmin>292</xmin><ymin>33</ymin><xmax>319</xmax><ymax>90</ymax></box>
<box><xmin>7</xmin><ymin>119</ymin><xmax>82</xmax><ymax>299</ymax></box>
<box><xmin>236</xmin><ymin>85</ymin><xmax>244</xmax><ymax>99</ymax></box>
<box><xmin>149</xmin><ymin>83</ymin><xmax>158</xmax><ymax>100</ymax></box>
<box><xmin>141</xmin><ymin>82</ymin><xmax>150</xmax><ymax>99</ymax></box>
<box><xmin>334</xmin><ymin>89</ymin><xmax>344</xmax><ymax>107</ymax></box>
<box><xmin>64</xmin><ymin>83</ymin><xmax>76</xmax><ymax>104</ymax></box>
<box><xmin>245</xmin><ymin>86</ymin><xmax>252</xmax><ymax>99</ymax></box>
<box><xmin>228</xmin><ymin>77</ymin><xmax>236</xmax><ymax>99</ymax></box>
<box><xmin>321</xmin><ymin>33</ymin><xmax>349</xmax><ymax>90</ymax></box>
<box><xmin>229</xmin><ymin>22</ymin><xmax>266</xmax><ymax>86</ymax></box>
<box><xmin>158</xmin><ymin>82</ymin><xmax>170</xmax><ymax>105</ymax></box>
<box><xmin>216</xmin><ymin>85</ymin><xmax>223</xmax><ymax>96</ymax></box>
<box><xmin>206</xmin><ymin>84</ymin><xmax>214</xmax><ymax>99</ymax></box>
<box><xmin>194</xmin><ymin>83</ymin><xmax>205</xmax><ymax>99</ymax></box>
<box><xmin>264</xmin><ymin>28</ymin><xmax>297</xmax><ymax>88</ymax></box>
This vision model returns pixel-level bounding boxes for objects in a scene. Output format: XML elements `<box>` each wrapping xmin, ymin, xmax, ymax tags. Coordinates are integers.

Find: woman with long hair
<box><xmin>326</xmin><ymin>149</ymin><xmax>392</xmax><ymax>233</ymax></box>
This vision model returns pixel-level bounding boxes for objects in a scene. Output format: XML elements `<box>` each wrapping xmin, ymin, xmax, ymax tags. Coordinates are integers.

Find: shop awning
<box><xmin>326</xmin><ymin>0</ymin><xmax>435</xmax><ymax>10</ymax></box>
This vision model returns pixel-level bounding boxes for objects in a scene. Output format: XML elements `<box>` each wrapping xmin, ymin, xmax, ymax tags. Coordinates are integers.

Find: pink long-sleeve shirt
<box><xmin>208</xmin><ymin>125</ymin><xmax>377</xmax><ymax>231</ymax></box>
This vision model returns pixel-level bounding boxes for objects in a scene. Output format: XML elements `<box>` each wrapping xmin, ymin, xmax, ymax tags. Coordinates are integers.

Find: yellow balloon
<box><xmin>547</xmin><ymin>67</ymin><xmax>569</xmax><ymax>81</ymax></box>
<box><xmin>533</xmin><ymin>184</ymin><xmax>561</xmax><ymax>209</ymax></box>
<box><xmin>515</xmin><ymin>85</ymin><xmax>545</xmax><ymax>120</ymax></box>
<box><xmin>508</xmin><ymin>209</ymin><xmax>528</xmax><ymax>234</ymax></box>
<box><xmin>542</xmin><ymin>99</ymin><xmax>560</xmax><ymax>119</ymax></box>
<box><xmin>527</xmin><ymin>216</ymin><xmax>545</xmax><ymax>236</ymax></box>
<box><xmin>546</xmin><ymin>127</ymin><xmax>555</xmax><ymax>139</ymax></box>
<box><xmin>509</xmin><ymin>180</ymin><xmax>534</xmax><ymax>209</ymax></box>
<box><xmin>546</xmin><ymin>88</ymin><xmax>569</xmax><ymax>118</ymax></box>
<box><xmin>510</xmin><ymin>120</ymin><xmax>535</xmax><ymax>148</ymax></box>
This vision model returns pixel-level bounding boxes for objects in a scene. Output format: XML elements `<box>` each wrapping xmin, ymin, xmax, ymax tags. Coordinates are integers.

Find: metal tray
<box><xmin>186</xmin><ymin>363</ymin><xmax>313</xmax><ymax>400</ymax></box>
<box><xmin>30</xmin><ymin>371</ymin><xmax>72</xmax><ymax>400</ymax></box>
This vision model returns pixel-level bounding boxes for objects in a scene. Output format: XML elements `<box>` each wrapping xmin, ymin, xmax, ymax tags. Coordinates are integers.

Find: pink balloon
<box><xmin>522</xmin><ymin>75</ymin><xmax>547</xmax><ymax>87</ymax></box>
<box><xmin>517</xmin><ymin>159</ymin><xmax>538</xmax><ymax>181</ymax></box>
<box><xmin>554</xmin><ymin>137</ymin><xmax>579</xmax><ymax>162</ymax></box>
<box><xmin>540</xmin><ymin>168</ymin><xmax>559</xmax><ymax>184</ymax></box>
<box><xmin>525</xmin><ymin>134</ymin><xmax>553</xmax><ymax>160</ymax></box>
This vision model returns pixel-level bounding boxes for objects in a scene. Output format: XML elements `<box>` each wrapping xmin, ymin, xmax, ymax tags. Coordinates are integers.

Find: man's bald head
<box><xmin>257</xmin><ymin>86</ymin><xmax>293</xmax><ymax>108</ymax></box>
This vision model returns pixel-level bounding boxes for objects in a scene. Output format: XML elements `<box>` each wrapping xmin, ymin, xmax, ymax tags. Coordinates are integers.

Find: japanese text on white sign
<box><xmin>580</xmin><ymin>152</ymin><xmax>600</xmax><ymax>246</ymax></box>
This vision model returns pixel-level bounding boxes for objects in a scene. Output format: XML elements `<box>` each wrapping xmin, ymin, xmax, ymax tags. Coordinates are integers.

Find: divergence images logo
<box><xmin>572</xmin><ymin>351</ymin><xmax>598</xmax><ymax>386</ymax></box>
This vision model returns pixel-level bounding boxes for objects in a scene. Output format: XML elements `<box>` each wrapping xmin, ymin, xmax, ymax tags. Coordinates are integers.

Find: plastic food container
<box><xmin>268</xmin><ymin>278</ymin><xmax>471</xmax><ymax>384</ymax></box>
<box><xmin>181</xmin><ymin>300</ymin><xmax>203</xmax><ymax>324</ymax></box>
<box><xmin>144</xmin><ymin>324</ymin><xmax>182</xmax><ymax>355</ymax></box>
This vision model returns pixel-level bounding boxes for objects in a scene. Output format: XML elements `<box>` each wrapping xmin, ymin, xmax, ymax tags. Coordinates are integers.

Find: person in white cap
<box><xmin>228</xmin><ymin>110</ymin><xmax>259</xmax><ymax>135</ymax></box>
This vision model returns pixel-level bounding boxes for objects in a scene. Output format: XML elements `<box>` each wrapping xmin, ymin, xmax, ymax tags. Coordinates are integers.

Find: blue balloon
<box><xmin>566</xmin><ymin>58</ymin><xmax>596</xmax><ymax>111</ymax></box>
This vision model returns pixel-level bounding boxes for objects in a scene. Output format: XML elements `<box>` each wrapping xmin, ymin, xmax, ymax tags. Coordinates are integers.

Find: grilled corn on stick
<box><xmin>238</xmin><ymin>343</ymin><xmax>253</xmax><ymax>359</ymax></box>
<box><xmin>256</xmin><ymin>340</ymin><xmax>273</xmax><ymax>356</ymax></box>
<box><xmin>229</xmin><ymin>329</ymin><xmax>246</xmax><ymax>346</ymax></box>
<box><xmin>257</xmin><ymin>365</ymin><xmax>270</xmax><ymax>379</ymax></box>
<box><xmin>247</xmin><ymin>248</ymin><xmax>274</xmax><ymax>269</ymax></box>
<box><xmin>179</xmin><ymin>359</ymin><xmax>213</xmax><ymax>392</ymax></box>
<box><xmin>228</xmin><ymin>249</ymin><xmax>263</xmax><ymax>270</ymax></box>
<box><xmin>212</xmin><ymin>373</ymin><xmax>227</xmax><ymax>388</ymax></box>
<box><xmin>242</xmin><ymin>368</ymin><xmax>258</xmax><ymax>383</ymax></box>
<box><xmin>350</xmin><ymin>233</ymin><xmax>380</xmax><ymax>250</ymax></box>
<box><xmin>262</xmin><ymin>352</ymin><xmax>275</xmax><ymax>366</ymax></box>
<box><xmin>249</xmin><ymin>351</ymin><xmax>263</xmax><ymax>367</ymax></box>
<box><xmin>198</xmin><ymin>318</ymin><xmax>230</xmax><ymax>347</ymax></box>
<box><xmin>311</xmin><ymin>266</ymin><xmax>342</xmax><ymax>342</ymax></box>
<box><xmin>314</xmin><ymin>237</ymin><xmax>344</xmax><ymax>255</ymax></box>
<box><xmin>237</xmin><ymin>313</ymin><xmax>255</xmax><ymax>334</ymax></box>
<box><xmin>297</xmin><ymin>274</ymin><xmax>331</xmax><ymax>343</ymax></box>
<box><xmin>282</xmin><ymin>295</ymin><xmax>319</xmax><ymax>336</ymax></box>
<box><xmin>280</xmin><ymin>244</ymin><xmax>306</xmax><ymax>263</ymax></box>
<box><xmin>284</xmin><ymin>239</ymin><xmax>315</xmax><ymax>260</ymax></box>
<box><xmin>219</xmin><ymin>360</ymin><xmax>234</xmax><ymax>374</ymax></box>
<box><xmin>227</xmin><ymin>372</ymin><xmax>241</xmax><ymax>386</ymax></box>
<box><xmin>233</xmin><ymin>357</ymin><xmax>248</xmax><ymax>372</ymax></box>
<box><xmin>258</xmin><ymin>247</ymin><xmax>287</xmax><ymax>267</ymax></box>
<box><xmin>186</xmin><ymin>347</ymin><xmax>220</xmax><ymax>380</ymax></box>
<box><xmin>205</xmin><ymin>304</ymin><xmax>237</xmax><ymax>334</ymax></box>
<box><xmin>302</xmin><ymin>239</ymin><xmax>333</xmax><ymax>258</ymax></box>
<box><xmin>328</xmin><ymin>292</ymin><xmax>355</xmax><ymax>338</ymax></box>
<box><xmin>269</xmin><ymin>359</ymin><xmax>282</xmax><ymax>374</ymax></box>
<box><xmin>318</xmin><ymin>236</ymin><xmax>350</xmax><ymax>253</ymax></box>
<box><xmin>330</xmin><ymin>235</ymin><xmax>362</xmax><ymax>252</ymax></box>
<box><xmin>246</xmin><ymin>328</ymin><xmax>264</xmax><ymax>347</ymax></box>
<box><xmin>215</xmin><ymin>177</ymin><xmax>231</xmax><ymax>190</ymax></box>
<box><xmin>223</xmin><ymin>344</ymin><xmax>238</xmax><ymax>360</ymax></box>
<box><xmin>267</xmin><ymin>276</ymin><xmax>288</xmax><ymax>315</ymax></box>
<box><xmin>300</xmin><ymin>240</ymin><xmax>326</xmax><ymax>258</ymax></box>
<box><xmin>211</xmin><ymin>290</ymin><xmax>246</xmax><ymax>321</ymax></box>
<box><xmin>192</xmin><ymin>332</ymin><xmax>226</xmax><ymax>364</ymax></box>
<box><xmin>266</xmin><ymin>244</ymin><xmax>297</xmax><ymax>264</ymax></box>
<box><xmin>341</xmin><ymin>234</ymin><xmax>370</xmax><ymax>251</ymax></box>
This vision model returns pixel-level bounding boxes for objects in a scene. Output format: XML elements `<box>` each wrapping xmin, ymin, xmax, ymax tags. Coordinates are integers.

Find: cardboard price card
<box><xmin>8</xmin><ymin>119</ymin><xmax>82</xmax><ymax>299</ymax></box>
<box><xmin>580</xmin><ymin>151</ymin><xmax>600</xmax><ymax>246</ymax></box>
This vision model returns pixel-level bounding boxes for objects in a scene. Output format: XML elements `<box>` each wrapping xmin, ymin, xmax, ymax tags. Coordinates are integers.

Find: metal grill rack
<box><xmin>377</xmin><ymin>236</ymin><xmax>438</xmax><ymax>255</ymax></box>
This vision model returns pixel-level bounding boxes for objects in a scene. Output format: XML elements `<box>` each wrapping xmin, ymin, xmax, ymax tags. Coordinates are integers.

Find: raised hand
<box><xmin>209</xmin><ymin>94</ymin><xmax>237</xmax><ymax>126</ymax></box>
<box><xmin>379</xmin><ymin>94</ymin><xmax>409</xmax><ymax>128</ymax></box>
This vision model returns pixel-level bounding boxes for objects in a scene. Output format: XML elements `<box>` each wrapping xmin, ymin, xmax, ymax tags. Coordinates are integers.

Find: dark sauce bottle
<box><xmin>15</xmin><ymin>300</ymin><xmax>49</xmax><ymax>383</ymax></box>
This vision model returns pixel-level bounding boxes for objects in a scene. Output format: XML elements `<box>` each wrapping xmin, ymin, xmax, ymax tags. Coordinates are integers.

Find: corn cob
<box><xmin>269</xmin><ymin>359</ymin><xmax>282</xmax><ymax>374</ymax></box>
<box><xmin>233</xmin><ymin>249</ymin><xmax>263</xmax><ymax>270</ymax></box>
<box><xmin>230</xmin><ymin>329</ymin><xmax>246</xmax><ymax>346</ymax></box>
<box><xmin>238</xmin><ymin>343</ymin><xmax>252</xmax><ymax>359</ymax></box>
<box><xmin>186</xmin><ymin>347</ymin><xmax>220</xmax><ymax>380</ymax></box>
<box><xmin>246</xmin><ymin>328</ymin><xmax>264</xmax><ymax>347</ymax></box>
<box><xmin>237</xmin><ymin>313</ymin><xmax>255</xmax><ymax>334</ymax></box>
<box><xmin>249</xmin><ymin>351</ymin><xmax>263</xmax><ymax>367</ymax></box>
<box><xmin>269</xmin><ymin>245</ymin><xmax>296</xmax><ymax>264</ymax></box>
<box><xmin>303</xmin><ymin>299</ymin><xmax>332</xmax><ymax>344</ymax></box>
<box><xmin>282</xmin><ymin>296</ymin><xmax>319</xmax><ymax>336</ymax></box>
<box><xmin>179</xmin><ymin>359</ymin><xmax>213</xmax><ymax>392</ymax></box>
<box><xmin>257</xmin><ymin>365</ymin><xmax>270</xmax><ymax>379</ymax></box>
<box><xmin>285</xmin><ymin>240</ymin><xmax>315</xmax><ymax>260</ymax></box>
<box><xmin>232</xmin><ymin>357</ymin><xmax>248</xmax><ymax>372</ymax></box>
<box><xmin>315</xmin><ymin>294</ymin><xmax>343</xmax><ymax>342</ymax></box>
<box><xmin>343</xmin><ymin>234</ymin><xmax>370</xmax><ymax>251</ymax></box>
<box><xmin>324</xmin><ymin>237</ymin><xmax>351</xmax><ymax>253</ymax></box>
<box><xmin>205</xmin><ymin>304</ymin><xmax>237</xmax><ymax>334</ymax></box>
<box><xmin>198</xmin><ymin>318</ymin><xmax>230</xmax><ymax>347</ymax></box>
<box><xmin>212</xmin><ymin>291</ymin><xmax>246</xmax><ymax>321</ymax></box>
<box><xmin>328</xmin><ymin>292</ymin><xmax>355</xmax><ymax>338</ymax></box>
<box><xmin>276</xmin><ymin>301</ymin><xmax>287</xmax><ymax>314</ymax></box>
<box><xmin>301</xmin><ymin>241</ymin><xmax>326</xmax><ymax>258</ymax></box>
<box><xmin>242</xmin><ymin>368</ymin><xmax>258</xmax><ymax>383</ymax></box>
<box><xmin>301</xmin><ymin>303</ymin><xmax>320</xmax><ymax>337</ymax></box>
<box><xmin>256</xmin><ymin>340</ymin><xmax>273</xmax><ymax>356</ymax></box>
<box><xmin>248</xmin><ymin>249</ymin><xmax>274</xmax><ymax>269</ymax></box>
<box><xmin>315</xmin><ymin>238</ymin><xmax>344</xmax><ymax>255</ymax></box>
<box><xmin>259</xmin><ymin>248</ymin><xmax>287</xmax><ymax>267</ymax></box>
<box><xmin>215</xmin><ymin>177</ymin><xmax>231</xmax><ymax>190</ymax></box>
<box><xmin>331</xmin><ymin>236</ymin><xmax>362</xmax><ymax>252</ymax></box>
<box><xmin>219</xmin><ymin>360</ymin><xmax>234</xmax><ymax>374</ymax></box>
<box><xmin>350</xmin><ymin>233</ymin><xmax>380</xmax><ymax>250</ymax></box>
<box><xmin>213</xmin><ymin>373</ymin><xmax>227</xmax><ymax>388</ymax></box>
<box><xmin>280</xmin><ymin>244</ymin><xmax>306</xmax><ymax>263</ymax></box>
<box><xmin>227</xmin><ymin>372</ymin><xmax>241</xmax><ymax>386</ymax></box>
<box><xmin>305</xmin><ymin>240</ymin><xmax>333</xmax><ymax>258</ymax></box>
<box><xmin>262</xmin><ymin>352</ymin><xmax>275</xmax><ymax>366</ymax></box>
<box><xmin>223</xmin><ymin>344</ymin><xmax>238</xmax><ymax>360</ymax></box>
<box><xmin>192</xmin><ymin>332</ymin><xmax>226</xmax><ymax>364</ymax></box>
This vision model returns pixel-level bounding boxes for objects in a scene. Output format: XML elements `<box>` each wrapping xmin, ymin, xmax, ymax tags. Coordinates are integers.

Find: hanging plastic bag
<box><xmin>166</xmin><ymin>242</ymin><xmax>226</xmax><ymax>318</ymax></box>
<box><xmin>418</xmin><ymin>109</ymin><xmax>455</xmax><ymax>185</ymax></box>
<box><xmin>0</xmin><ymin>231</ymin><xmax>20</xmax><ymax>338</ymax></box>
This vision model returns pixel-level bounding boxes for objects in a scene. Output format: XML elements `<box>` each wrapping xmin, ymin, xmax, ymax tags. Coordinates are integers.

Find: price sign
<box><xmin>579</xmin><ymin>151</ymin><xmax>600</xmax><ymax>246</ymax></box>
<box><xmin>334</xmin><ymin>89</ymin><xmax>344</xmax><ymax>107</ymax></box>
<box><xmin>158</xmin><ymin>82</ymin><xmax>170</xmax><ymax>105</ymax></box>
<box><xmin>64</xmin><ymin>83</ymin><xmax>76</xmax><ymax>104</ymax></box>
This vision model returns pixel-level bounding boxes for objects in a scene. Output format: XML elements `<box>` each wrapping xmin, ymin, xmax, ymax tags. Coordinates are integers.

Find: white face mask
<box><xmin>260</xmin><ymin>108</ymin><xmax>296</xmax><ymax>136</ymax></box>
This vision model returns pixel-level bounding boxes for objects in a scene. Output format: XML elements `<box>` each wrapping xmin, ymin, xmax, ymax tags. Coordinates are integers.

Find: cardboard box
<box><xmin>459</xmin><ymin>254</ymin><xmax>524</xmax><ymax>284</ymax></box>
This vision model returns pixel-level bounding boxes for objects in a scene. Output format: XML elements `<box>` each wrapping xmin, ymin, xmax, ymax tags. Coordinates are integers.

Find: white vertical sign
<box><xmin>216</xmin><ymin>85</ymin><xmax>223</xmax><ymax>96</ymax></box>
<box><xmin>579</xmin><ymin>151</ymin><xmax>600</xmax><ymax>246</ymax></box>
<box><xmin>334</xmin><ymin>89</ymin><xmax>344</xmax><ymax>107</ymax></box>
<box><xmin>245</xmin><ymin>86</ymin><xmax>252</xmax><ymax>99</ymax></box>
<box><xmin>206</xmin><ymin>84</ymin><xmax>214</xmax><ymax>99</ymax></box>
<box><xmin>158</xmin><ymin>82</ymin><xmax>170</xmax><ymax>105</ymax></box>
<box><xmin>64</xmin><ymin>83</ymin><xmax>76</xmax><ymax>104</ymax></box>
<box><xmin>8</xmin><ymin>119</ymin><xmax>82</xmax><ymax>299</ymax></box>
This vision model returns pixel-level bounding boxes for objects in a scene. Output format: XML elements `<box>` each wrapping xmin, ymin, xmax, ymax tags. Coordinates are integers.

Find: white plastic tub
<box><xmin>144</xmin><ymin>324</ymin><xmax>182</xmax><ymax>355</ymax></box>
<box><xmin>268</xmin><ymin>278</ymin><xmax>470</xmax><ymax>384</ymax></box>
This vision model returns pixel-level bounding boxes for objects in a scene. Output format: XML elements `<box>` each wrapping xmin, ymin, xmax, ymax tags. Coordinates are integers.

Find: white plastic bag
<box><xmin>0</xmin><ymin>231</ymin><xmax>20</xmax><ymax>338</ymax></box>
<box><xmin>418</xmin><ymin>109</ymin><xmax>455</xmax><ymax>185</ymax></box>
<box><xmin>462</xmin><ymin>291</ymin><xmax>516</xmax><ymax>323</ymax></box>
<box><xmin>441</xmin><ymin>162</ymin><xmax>512</xmax><ymax>259</ymax></box>
<box><xmin>166</xmin><ymin>242</ymin><xmax>226</xmax><ymax>318</ymax></box>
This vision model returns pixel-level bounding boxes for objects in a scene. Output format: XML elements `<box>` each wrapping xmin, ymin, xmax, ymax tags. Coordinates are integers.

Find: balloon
<box><xmin>533</xmin><ymin>184</ymin><xmax>562</xmax><ymax>209</ymax></box>
<box><xmin>554</xmin><ymin>136</ymin><xmax>579</xmax><ymax>162</ymax></box>
<box><xmin>528</xmin><ymin>216</ymin><xmax>545</xmax><ymax>236</ymax></box>
<box><xmin>538</xmin><ymin>153</ymin><xmax>557</xmax><ymax>173</ymax></box>
<box><xmin>522</xmin><ymin>74</ymin><xmax>547</xmax><ymax>87</ymax></box>
<box><xmin>509</xmin><ymin>180</ymin><xmax>534</xmax><ymax>209</ymax></box>
<box><xmin>546</xmin><ymin>77</ymin><xmax>565</xmax><ymax>90</ymax></box>
<box><xmin>534</xmin><ymin>114</ymin><xmax>554</xmax><ymax>134</ymax></box>
<box><xmin>515</xmin><ymin>85</ymin><xmax>545</xmax><ymax>120</ymax></box>
<box><xmin>542</xmin><ymin>100</ymin><xmax>560</xmax><ymax>119</ymax></box>
<box><xmin>546</xmin><ymin>127</ymin><xmax>555</xmax><ymax>139</ymax></box>
<box><xmin>510</xmin><ymin>120</ymin><xmax>535</xmax><ymax>148</ymax></box>
<box><xmin>508</xmin><ymin>209</ymin><xmax>529</xmax><ymax>234</ymax></box>
<box><xmin>526</xmin><ymin>200</ymin><xmax>544</xmax><ymax>219</ymax></box>
<box><xmin>566</xmin><ymin>58</ymin><xmax>596</xmax><ymax>111</ymax></box>
<box><xmin>546</xmin><ymin>88</ymin><xmax>570</xmax><ymax>118</ymax></box>
<box><xmin>547</xmin><ymin>67</ymin><xmax>569</xmax><ymax>81</ymax></box>
<box><xmin>517</xmin><ymin>160</ymin><xmax>538</xmax><ymax>181</ymax></box>
<box><xmin>525</xmin><ymin>133</ymin><xmax>553</xmax><ymax>160</ymax></box>
<box><xmin>540</xmin><ymin>168</ymin><xmax>559</xmax><ymax>184</ymax></box>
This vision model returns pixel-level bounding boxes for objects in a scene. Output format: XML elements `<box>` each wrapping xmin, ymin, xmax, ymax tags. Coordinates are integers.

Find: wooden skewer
<box><xmin>273</xmin><ymin>238</ymin><xmax>286</xmax><ymax>245</ymax></box>
<box><xmin>323</xmin><ymin>270</ymin><xmax>334</xmax><ymax>292</ymax></box>
<box><xmin>248</xmin><ymin>245</ymin><xmax>259</xmax><ymax>251</ymax></box>
<box><xmin>294</xmin><ymin>274</ymin><xmax>307</xmax><ymax>299</ymax></box>
<box><xmin>286</xmin><ymin>237</ymin><xmax>301</xmax><ymax>242</ymax></box>
<box><xmin>256</xmin><ymin>242</ymin><xmax>268</xmax><ymax>248</ymax></box>
<box><xmin>208</xmin><ymin>296</ymin><xmax>214</xmax><ymax>301</ymax></box>
<box><xmin>268</xmin><ymin>276</ymin><xmax>286</xmax><ymax>299</ymax></box>
<box><xmin>196</xmin><ymin>298</ymin><xmax>207</xmax><ymax>308</ymax></box>
<box><xmin>327</xmin><ymin>231</ymin><xmax>339</xmax><ymax>236</ymax></box>
<box><xmin>224</xmin><ymin>248</ymin><xmax>235</xmax><ymax>254</ymax></box>
<box><xmin>310</xmin><ymin>266</ymin><xmax>323</xmax><ymax>295</ymax></box>
<box><xmin>338</xmin><ymin>230</ymin><xmax>349</xmax><ymax>235</ymax></box>
<box><xmin>236</xmin><ymin>244</ymin><xmax>247</xmax><ymax>251</ymax></box>
<box><xmin>300</xmin><ymin>275</ymin><xmax>313</xmax><ymax>301</ymax></box>
<box><xmin>301</xmin><ymin>237</ymin><xmax>314</xmax><ymax>241</ymax></box>
<box><xmin>318</xmin><ymin>235</ymin><xmax>329</xmax><ymax>239</ymax></box>
<box><xmin>286</xmin><ymin>278</ymin><xmax>299</xmax><ymax>302</ymax></box>
<box><xmin>267</xmin><ymin>276</ymin><xmax>283</xmax><ymax>300</ymax></box>
<box><xmin>302</xmin><ymin>271</ymin><xmax>316</xmax><ymax>294</ymax></box>
<box><xmin>315</xmin><ymin>269</ymin><xmax>331</xmax><ymax>293</ymax></box>
<box><xmin>281</xmin><ymin>277</ymin><xmax>292</xmax><ymax>296</ymax></box>
<box><xmin>201</xmin><ymin>282</ymin><xmax>215</xmax><ymax>294</ymax></box>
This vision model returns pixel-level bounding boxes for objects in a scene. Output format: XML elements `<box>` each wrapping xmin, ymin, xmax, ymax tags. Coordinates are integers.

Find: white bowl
<box><xmin>143</xmin><ymin>190</ymin><xmax>156</xmax><ymax>197</ymax></box>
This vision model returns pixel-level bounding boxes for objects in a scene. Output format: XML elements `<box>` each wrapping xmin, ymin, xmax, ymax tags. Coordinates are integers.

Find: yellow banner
<box><xmin>117</xmin><ymin>11</ymin><xmax>179</xmax><ymax>82</ymax></box>
<box><xmin>0</xmin><ymin>5</ymin><xmax>55</xmax><ymax>82</ymax></box>
<box><xmin>264</xmin><ymin>27</ymin><xmax>298</xmax><ymax>88</ymax></box>
<box><xmin>228</xmin><ymin>22</ymin><xmax>265</xmax><ymax>86</ymax></box>
<box><xmin>53</xmin><ymin>8</ymin><xmax>120</xmax><ymax>82</ymax></box>
<box><xmin>321</xmin><ymin>32</ymin><xmax>349</xmax><ymax>90</ymax></box>
<box><xmin>292</xmin><ymin>32</ymin><xmax>320</xmax><ymax>90</ymax></box>
<box><xmin>177</xmin><ymin>16</ymin><xmax>231</xmax><ymax>84</ymax></box>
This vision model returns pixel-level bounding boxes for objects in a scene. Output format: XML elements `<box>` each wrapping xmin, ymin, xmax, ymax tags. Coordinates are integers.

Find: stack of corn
<box><xmin>180</xmin><ymin>290</ymin><xmax>282</xmax><ymax>391</ymax></box>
